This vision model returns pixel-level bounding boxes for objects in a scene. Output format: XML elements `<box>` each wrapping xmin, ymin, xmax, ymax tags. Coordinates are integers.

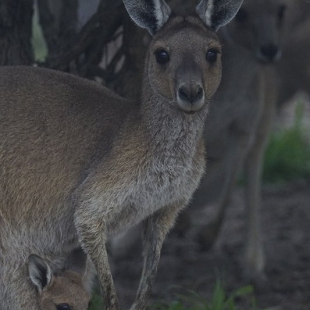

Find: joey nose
<box><xmin>259</xmin><ymin>44</ymin><xmax>280</xmax><ymax>63</ymax></box>
<box><xmin>177</xmin><ymin>84</ymin><xmax>205</xmax><ymax>113</ymax></box>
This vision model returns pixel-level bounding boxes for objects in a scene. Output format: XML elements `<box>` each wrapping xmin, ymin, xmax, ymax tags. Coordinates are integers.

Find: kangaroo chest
<box><xmin>105</xmin><ymin>147</ymin><xmax>205</xmax><ymax>235</ymax></box>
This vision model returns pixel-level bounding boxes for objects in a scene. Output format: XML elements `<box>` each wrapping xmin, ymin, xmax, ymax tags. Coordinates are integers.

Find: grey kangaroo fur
<box><xmin>0</xmin><ymin>0</ymin><xmax>243</xmax><ymax>309</ymax></box>
<box><xmin>27</xmin><ymin>248</ymin><xmax>91</xmax><ymax>310</ymax></box>
<box><xmin>189</xmin><ymin>0</ymin><xmax>290</xmax><ymax>281</ymax></box>
<box><xmin>192</xmin><ymin>0</ymin><xmax>310</xmax><ymax>282</ymax></box>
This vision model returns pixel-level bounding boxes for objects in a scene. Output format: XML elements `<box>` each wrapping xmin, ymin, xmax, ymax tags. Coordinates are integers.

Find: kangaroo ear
<box><xmin>196</xmin><ymin>0</ymin><xmax>244</xmax><ymax>31</ymax></box>
<box><xmin>123</xmin><ymin>0</ymin><xmax>171</xmax><ymax>35</ymax></box>
<box><xmin>28</xmin><ymin>254</ymin><xmax>53</xmax><ymax>292</ymax></box>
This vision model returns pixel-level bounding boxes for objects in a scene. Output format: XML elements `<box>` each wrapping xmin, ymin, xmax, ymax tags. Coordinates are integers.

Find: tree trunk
<box><xmin>0</xmin><ymin>0</ymin><xmax>34</xmax><ymax>65</ymax></box>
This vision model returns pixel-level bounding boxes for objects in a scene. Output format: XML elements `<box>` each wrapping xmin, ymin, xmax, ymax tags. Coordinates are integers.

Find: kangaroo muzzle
<box><xmin>177</xmin><ymin>83</ymin><xmax>205</xmax><ymax>113</ymax></box>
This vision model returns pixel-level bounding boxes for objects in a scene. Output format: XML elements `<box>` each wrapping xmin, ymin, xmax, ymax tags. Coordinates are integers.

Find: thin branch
<box><xmin>37</xmin><ymin>0</ymin><xmax>59</xmax><ymax>55</ymax></box>
<box><xmin>87</xmin><ymin>65</ymin><xmax>109</xmax><ymax>80</ymax></box>
<box><xmin>41</xmin><ymin>0</ymin><xmax>123</xmax><ymax>71</ymax></box>
<box><xmin>58</xmin><ymin>0</ymin><xmax>78</xmax><ymax>43</ymax></box>
<box><xmin>105</xmin><ymin>46</ymin><xmax>124</xmax><ymax>77</ymax></box>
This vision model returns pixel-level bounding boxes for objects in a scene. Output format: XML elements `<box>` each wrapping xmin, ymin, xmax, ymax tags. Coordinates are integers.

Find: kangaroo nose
<box><xmin>178</xmin><ymin>85</ymin><xmax>203</xmax><ymax>104</ymax></box>
<box><xmin>259</xmin><ymin>44</ymin><xmax>280</xmax><ymax>62</ymax></box>
<box><xmin>177</xmin><ymin>84</ymin><xmax>204</xmax><ymax>113</ymax></box>
<box><xmin>179</xmin><ymin>85</ymin><xmax>203</xmax><ymax>103</ymax></box>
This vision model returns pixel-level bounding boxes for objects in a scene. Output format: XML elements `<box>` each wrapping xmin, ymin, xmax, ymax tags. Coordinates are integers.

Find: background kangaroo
<box><xmin>0</xmin><ymin>0</ymin><xmax>243</xmax><ymax>309</ymax></box>
<box><xmin>187</xmin><ymin>0</ymin><xmax>290</xmax><ymax>281</ymax></box>
<box><xmin>193</xmin><ymin>0</ymin><xmax>310</xmax><ymax>282</ymax></box>
<box><xmin>28</xmin><ymin>249</ymin><xmax>91</xmax><ymax>310</ymax></box>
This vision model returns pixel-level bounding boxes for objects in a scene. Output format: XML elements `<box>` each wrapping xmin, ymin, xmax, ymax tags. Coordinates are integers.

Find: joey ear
<box><xmin>65</xmin><ymin>248</ymin><xmax>87</xmax><ymax>276</ymax></box>
<box><xmin>28</xmin><ymin>254</ymin><xmax>53</xmax><ymax>292</ymax></box>
<box><xmin>123</xmin><ymin>0</ymin><xmax>171</xmax><ymax>35</ymax></box>
<box><xmin>196</xmin><ymin>0</ymin><xmax>244</xmax><ymax>31</ymax></box>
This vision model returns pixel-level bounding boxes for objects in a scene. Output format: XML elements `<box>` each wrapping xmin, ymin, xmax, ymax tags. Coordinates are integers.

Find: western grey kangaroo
<box><xmin>28</xmin><ymin>249</ymin><xmax>91</xmax><ymax>310</ymax></box>
<box><xmin>0</xmin><ymin>0</ymin><xmax>243</xmax><ymax>309</ymax></box>
<box><xmin>190</xmin><ymin>0</ymin><xmax>290</xmax><ymax>282</ymax></box>
<box><xmin>110</xmin><ymin>0</ymin><xmax>302</xmax><ymax>286</ymax></box>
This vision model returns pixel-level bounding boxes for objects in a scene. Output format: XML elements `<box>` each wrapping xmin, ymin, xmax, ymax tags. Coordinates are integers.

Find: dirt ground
<box><xmin>110</xmin><ymin>179</ymin><xmax>310</xmax><ymax>310</ymax></box>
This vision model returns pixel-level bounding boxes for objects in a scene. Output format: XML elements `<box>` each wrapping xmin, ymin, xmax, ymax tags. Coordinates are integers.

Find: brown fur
<box><xmin>28</xmin><ymin>253</ymin><xmax>91</xmax><ymax>310</ymax></box>
<box><xmin>0</xmin><ymin>0</ymin><xmax>243</xmax><ymax>308</ymax></box>
<box><xmin>40</xmin><ymin>270</ymin><xmax>90</xmax><ymax>310</ymax></box>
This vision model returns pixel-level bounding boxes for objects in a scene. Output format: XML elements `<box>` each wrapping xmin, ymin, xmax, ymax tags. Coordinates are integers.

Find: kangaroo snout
<box><xmin>177</xmin><ymin>83</ymin><xmax>205</xmax><ymax>113</ymax></box>
<box><xmin>258</xmin><ymin>43</ymin><xmax>281</xmax><ymax>63</ymax></box>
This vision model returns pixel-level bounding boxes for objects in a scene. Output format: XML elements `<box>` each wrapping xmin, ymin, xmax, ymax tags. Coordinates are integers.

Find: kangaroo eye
<box><xmin>206</xmin><ymin>49</ymin><xmax>218</xmax><ymax>63</ymax></box>
<box><xmin>56</xmin><ymin>304</ymin><xmax>71</xmax><ymax>310</ymax></box>
<box><xmin>155</xmin><ymin>49</ymin><xmax>170</xmax><ymax>64</ymax></box>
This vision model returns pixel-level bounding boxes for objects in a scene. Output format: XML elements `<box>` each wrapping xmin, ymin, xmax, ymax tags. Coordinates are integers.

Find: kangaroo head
<box><xmin>123</xmin><ymin>0</ymin><xmax>244</xmax><ymax>113</ymax></box>
<box><xmin>28</xmin><ymin>249</ymin><xmax>91</xmax><ymax>310</ymax></box>
<box><xmin>226</xmin><ymin>0</ymin><xmax>288</xmax><ymax>63</ymax></box>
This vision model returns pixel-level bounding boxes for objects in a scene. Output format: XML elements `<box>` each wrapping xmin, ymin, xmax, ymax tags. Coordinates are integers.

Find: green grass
<box><xmin>89</xmin><ymin>293</ymin><xmax>105</xmax><ymax>310</ymax></box>
<box><xmin>152</xmin><ymin>281</ymin><xmax>256</xmax><ymax>310</ymax></box>
<box><xmin>89</xmin><ymin>280</ymin><xmax>257</xmax><ymax>310</ymax></box>
<box><xmin>262</xmin><ymin>101</ymin><xmax>310</xmax><ymax>184</ymax></box>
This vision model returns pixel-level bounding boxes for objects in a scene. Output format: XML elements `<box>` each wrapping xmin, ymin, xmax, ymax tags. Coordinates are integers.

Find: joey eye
<box><xmin>278</xmin><ymin>5</ymin><xmax>286</xmax><ymax>21</ymax></box>
<box><xmin>56</xmin><ymin>304</ymin><xmax>71</xmax><ymax>310</ymax></box>
<box><xmin>206</xmin><ymin>49</ymin><xmax>218</xmax><ymax>63</ymax></box>
<box><xmin>235</xmin><ymin>8</ymin><xmax>248</xmax><ymax>23</ymax></box>
<box><xmin>155</xmin><ymin>49</ymin><xmax>170</xmax><ymax>64</ymax></box>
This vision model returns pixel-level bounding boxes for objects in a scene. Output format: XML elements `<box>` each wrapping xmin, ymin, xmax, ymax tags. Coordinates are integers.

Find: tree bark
<box><xmin>114</xmin><ymin>10</ymin><xmax>148</xmax><ymax>100</ymax></box>
<box><xmin>0</xmin><ymin>0</ymin><xmax>34</xmax><ymax>65</ymax></box>
<box><xmin>38</xmin><ymin>0</ymin><xmax>78</xmax><ymax>61</ymax></box>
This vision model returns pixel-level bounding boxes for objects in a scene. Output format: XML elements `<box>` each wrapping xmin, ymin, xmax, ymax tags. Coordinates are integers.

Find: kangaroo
<box><xmin>28</xmin><ymin>249</ymin><xmax>91</xmax><ymax>310</ymax></box>
<box><xmin>193</xmin><ymin>0</ymin><xmax>310</xmax><ymax>284</ymax></box>
<box><xmin>188</xmin><ymin>0</ymin><xmax>290</xmax><ymax>281</ymax></box>
<box><xmin>239</xmin><ymin>0</ymin><xmax>310</xmax><ymax>282</ymax></box>
<box><xmin>111</xmin><ymin>0</ymin><xmax>310</xmax><ymax>285</ymax></box>
<box><xmin>0</xmin><ymin>0</ymin><xmax>243</xmax><ymax>309</ymax></box>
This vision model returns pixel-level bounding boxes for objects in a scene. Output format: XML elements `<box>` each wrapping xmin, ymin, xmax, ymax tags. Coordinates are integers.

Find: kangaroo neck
<box><xmin>139</xmin><ymin>76</ymin><xmax>208</xmax><ymax>157</ymax></box>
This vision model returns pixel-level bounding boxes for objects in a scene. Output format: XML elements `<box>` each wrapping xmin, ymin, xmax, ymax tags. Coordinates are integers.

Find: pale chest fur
<box><xmin>104</xmin><ymin>138</ymin><xmax>206</xmax><ymax>235</ymax></box>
